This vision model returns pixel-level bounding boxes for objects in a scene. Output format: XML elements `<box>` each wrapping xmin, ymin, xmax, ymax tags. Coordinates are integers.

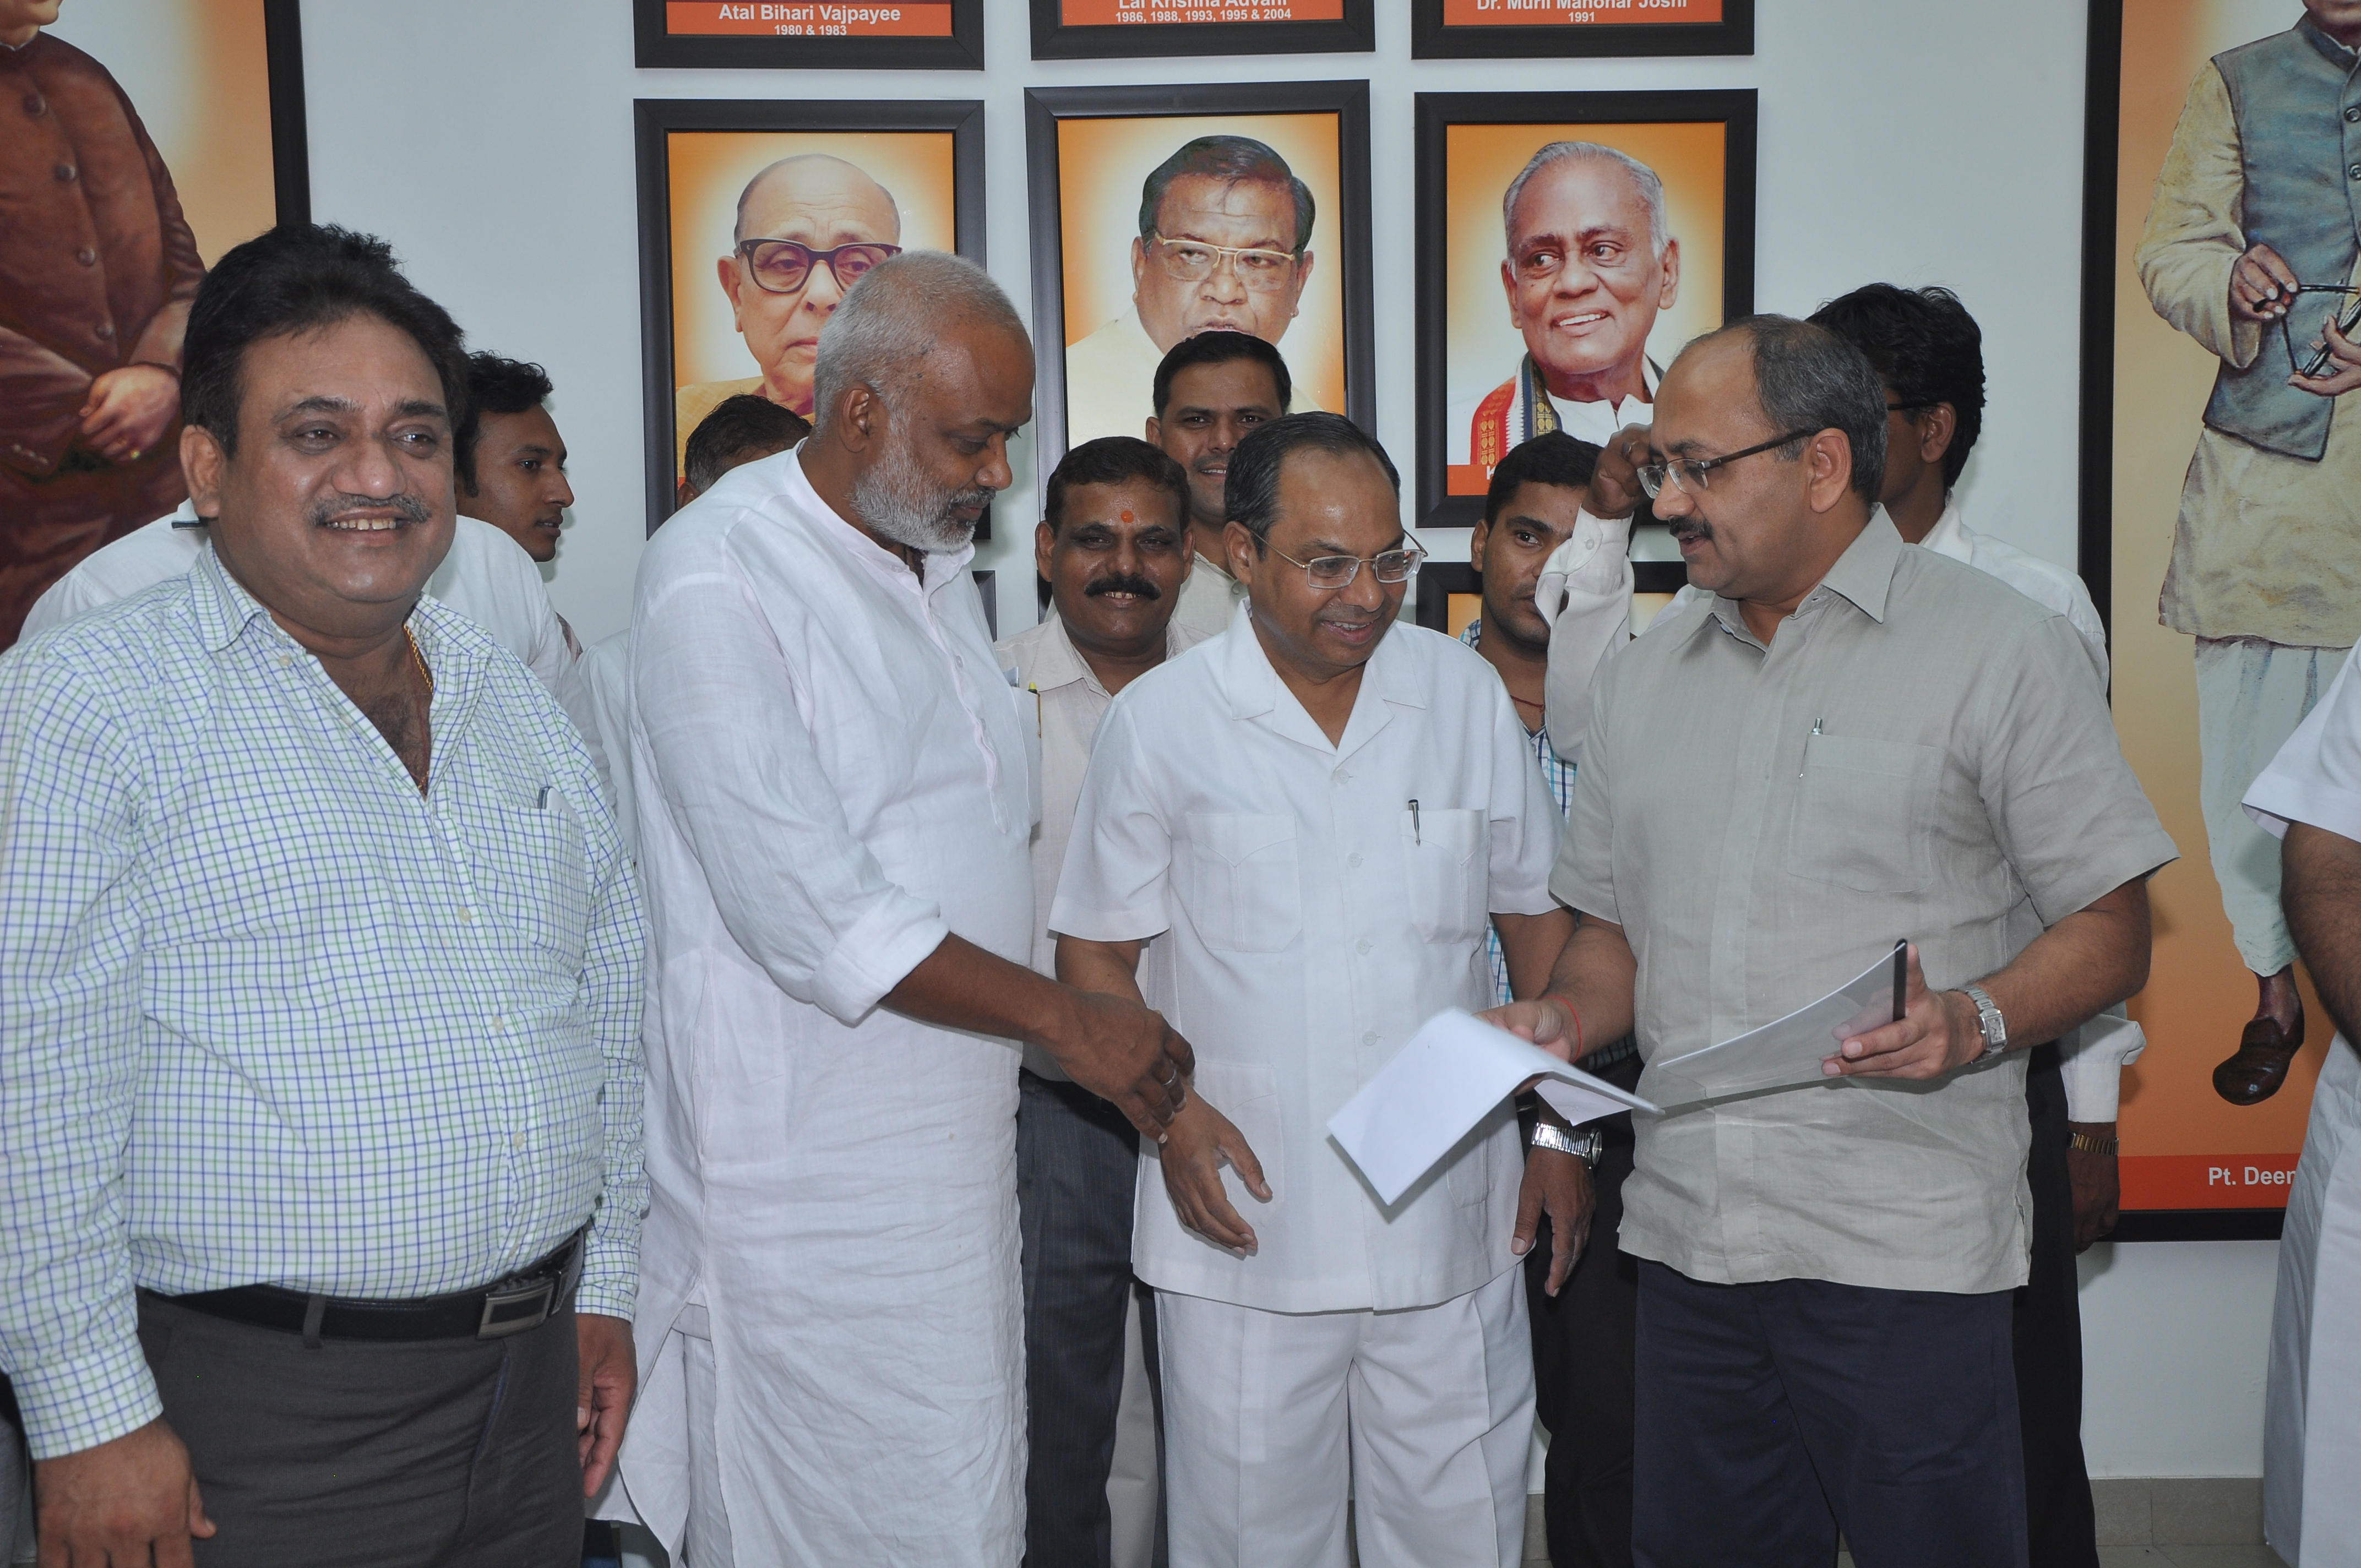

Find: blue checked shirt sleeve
<box><xmin>573</xmin><ymin>780</ymin><xmax>648</xmax><ymax>1321</ymax></box>
<box><xmin>0</xmin><ymin>652</ymin><xmax>165</xmax><ymax>1458</ymax></box>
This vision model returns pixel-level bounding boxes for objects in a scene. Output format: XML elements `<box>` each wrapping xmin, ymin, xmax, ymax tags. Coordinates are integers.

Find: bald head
<box><xmin>734</xmin><ymin>154</ymin><xmax>901</xmax><ymax>247</ymax></box>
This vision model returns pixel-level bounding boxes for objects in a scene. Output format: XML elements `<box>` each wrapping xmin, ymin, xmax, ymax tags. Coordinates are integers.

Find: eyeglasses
<box><xmin>1267</xmin><ymin>542</ymin><xmax>1427</xmax><ymax>590</ymax></box>
<box><xmin>1886</xmin><ymin>398</ymin><xmax>1940</xmax><ymax>415</ymax></box>
<box><xmin>2272</xmin><ymin>283</ymin><xmax>2361</xmax><ymax>378</ymax></box>
<box><xmin>1148</xmin><ymin>233</ymin><xmax>1302</xmax><ymax>293</ymax></box>
<box><xmin>735</xmin><ymin>238</ymin><xmax>902</xmax><ymax>296</ymax></box>
<box><xmin>1635</xmin><ymin>429</ymin><xmax>1821</xmax><ymax>499</ymax></box>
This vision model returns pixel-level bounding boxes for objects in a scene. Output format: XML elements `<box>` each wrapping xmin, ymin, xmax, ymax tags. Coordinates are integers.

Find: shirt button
<box><xmin>459</xmin><ymin>906</ymin><xmax>475</xmax><ymax>923</ymax></box>
<box><xmin>1356</xmin><ymin>939</ymin><xmax>1372</xmax><ymax>955</ymax></box>
<box><xmin>53</xmin><ymin>162</ymin><xmax>76</xmax><ymax>182</ymax></box>
<box><xmin>1347</xmin><ymin>852</ymin><xmax>1363</xmax><ymax>869</ymax></box>
<box><xmin>24</xmin><ymin>92</ymin><xmax>46</xmax><ymax>116</ymax></box>
<box><xmin>492</xmin><ymin>1016</ymin><xmax>507</xmax><ymax>1032</ymax></box>
<box><xmin>2349</xmin><ymin>163</ymin><xmax>2361</xmax><ymax>181</ymax></box>
<box><xmin>1332</xmin><ymin>768</ymin><xmax>1351</xmax><ymax>784</ymax></box>
<box><xmin>2347</xmin><ymin>106</ymin><xmax>2361</xmax><ymax>123</ymax></box>
<box><xmin>1362</xmin><ymin>1031</ymin><xmax>1380</xmax><ymax>1047</ymax></box>
<box><xmin>93</xmin><ymin>322</ymin><xmax>114</xmax><ymax>340</ymax></box>
<box><xmin>512</xmin><ymin>1130</ymin><xmax>528</xmax><ymax>1151</ymax></box>
<box><xmin>74</xmin><ymin>246</ymin><xmax>95</xmax><ymax>266</ymax></box>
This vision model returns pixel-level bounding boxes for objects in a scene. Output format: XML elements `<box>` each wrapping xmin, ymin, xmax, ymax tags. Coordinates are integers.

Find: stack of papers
<box><xmin>1327</xmin><ymin>1009</ymin><xmax>1658</xmax><ymax>1206</ymax></box>
<box><xmin>1645</xmin><ymin>950</ymin><xmax>1903</xmax><ymax>1108</ymax></box>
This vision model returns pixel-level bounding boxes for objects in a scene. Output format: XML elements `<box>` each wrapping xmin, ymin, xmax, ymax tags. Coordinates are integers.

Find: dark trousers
<box><xmin>135</xmin><ymin>1291</ymin><xmax>583</xmax><ymax>1567</ymax></box>
<box><xmin>1523</xmin><ymin>1048</ymin><xmax>1644</xmax><ymax>1568</ymax></box>
<box><xmin>2017</xmin><ymin>1044</ymin><xmax>2099</xmax><ymax>1568</ymax></box>
<box><xmin>1016</xmin><ymin>1069</ymin><xmax>1165</xmax><ymax>1568</ymax></box>
<box><xmin>1631</xmin><ymin>1262</ymin><xmax>2028</xmax><ymax>1568</ymax></box>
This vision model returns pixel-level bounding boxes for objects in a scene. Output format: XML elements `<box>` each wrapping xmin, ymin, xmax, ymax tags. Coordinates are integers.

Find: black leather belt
<box><xmin>156</xmin><ymin>1229</ymin><xmax>585</xmax><ymax>1343</ymax></box>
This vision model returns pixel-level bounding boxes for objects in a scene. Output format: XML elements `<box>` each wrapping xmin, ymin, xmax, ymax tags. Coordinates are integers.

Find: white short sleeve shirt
<box><xmin>1052</xmin><ymin>614</ymin><xmax>1563</xmax><ymax>1314</ymax></box>
<box><xmin>2246</xmin><ymin>654</ymin><xmax>2361</xmax><ymax>843</ymax></box>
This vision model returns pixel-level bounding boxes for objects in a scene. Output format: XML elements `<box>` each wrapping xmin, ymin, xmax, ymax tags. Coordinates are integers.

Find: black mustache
<box><xmin>1669</xmin><ymin>519</ymin><xmax>1714</xmax><ymax>542</ymax></box>
<box><xmin>308</xmin><ymin>491</ymin><xmax>432</xmax><ymax>527</ymax></box>
<box><xmin>1086</xmin><ymin>574</ymin><xmax>1162</xmax><ymax>600</ymax></box>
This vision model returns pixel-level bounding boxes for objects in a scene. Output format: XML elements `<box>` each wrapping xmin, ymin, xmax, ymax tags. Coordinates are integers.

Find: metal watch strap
<box><xmin>2068</xmin><ymin>1130</ymin><xmax>2120</xmax><ymax>1157</ymax></box>
<box><xmin>1962</xmin><ymin>983</ymin><xmax>2006</xmax><ymax>1059</ymax></box>
<box><xmin>1531</xmin><ymin>1123</ymin><xmax>1603</xmax><ymax>1169</ymax></box>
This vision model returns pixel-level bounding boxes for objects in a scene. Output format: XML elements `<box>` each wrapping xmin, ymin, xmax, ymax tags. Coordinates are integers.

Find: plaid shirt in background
<box><xmin>1462</xmin><ymin>617</ymin><xmax>1635</xmax><ymax>1066</ymax></box>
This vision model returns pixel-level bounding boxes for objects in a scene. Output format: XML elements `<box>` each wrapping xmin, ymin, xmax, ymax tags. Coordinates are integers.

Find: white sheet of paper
<box><xmin>1326</xmin><ymin>1008</ymin><xmax>1658</xmax><ymax>1207</ymax></box>
<box><xmin>1645</xmin><ymin>947</ymin><xmax>1906</xmax><ymax>1108</ymax></box>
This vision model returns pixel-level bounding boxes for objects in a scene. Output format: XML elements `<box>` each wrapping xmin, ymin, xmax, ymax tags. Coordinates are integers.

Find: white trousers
<box><xmin>1156</xmin><ymin>1268</ymin><xmax>1533</xmax><ymax>1568</ymax></box>
<box><xmin>2265</xmin><ymin>1038</ymin><xmax>2361</xmax><ymax>1564</ymax></box>
<box><xmin>2194</xmin><ymin>638</ymin><xmax>2351</xmax><ymax>974</ymax></box>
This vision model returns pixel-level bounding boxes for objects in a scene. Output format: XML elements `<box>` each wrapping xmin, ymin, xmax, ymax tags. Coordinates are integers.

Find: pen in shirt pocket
<box><xmin>1800</xmin><ymin>717</ymin><xmax>1823</xmax><ymax>777</ymax></box>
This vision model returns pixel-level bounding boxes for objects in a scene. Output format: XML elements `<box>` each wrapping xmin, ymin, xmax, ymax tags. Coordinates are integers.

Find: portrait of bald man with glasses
<box><xmin>673</xmin><ymin>153</ymin><xmax>904</xmax><ymax>472</ymax></box>
<box><xmin>1065</xmin><ymin>134</ymin><xmax>1326</xmax><ymax>445</ymax></box>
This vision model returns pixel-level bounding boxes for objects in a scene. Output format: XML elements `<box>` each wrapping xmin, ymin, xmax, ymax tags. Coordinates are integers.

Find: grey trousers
<box><xmin>135</xmin><ymin>1291</ymin><xmax>583</xmax><ymax>1568</ymax></box>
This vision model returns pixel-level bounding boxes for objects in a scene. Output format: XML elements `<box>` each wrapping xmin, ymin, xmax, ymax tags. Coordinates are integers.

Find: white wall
<box><xmin>296</xmin><ymin>0</ymin><xmax>2271</xmax><ymax>1478</ymax></box>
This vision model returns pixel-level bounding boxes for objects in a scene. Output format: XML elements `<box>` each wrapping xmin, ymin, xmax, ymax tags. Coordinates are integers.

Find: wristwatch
<box><xmin>2068</xmin><ymin>1130</ymin><xmax>2120</xmax><ymax>1156</ymax></box>
<box><xmin>1532</xmin><ymin>1123</ymin><xmax>1603</xmax><ymax>1169</ymax></box>
<box><xmin>1961</xmin><ymin>983</ymin><xmax>2008</xmax><ymax>1060</ymax></box>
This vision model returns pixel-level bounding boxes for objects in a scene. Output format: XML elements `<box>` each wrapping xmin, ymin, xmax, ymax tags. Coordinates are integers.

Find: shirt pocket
<box><xmin>1787</xmin><ymin>735</ymin><xmax>1942</xmax><ymax>894</ymax></box>
<box><xmin>1190</xmin><ymin>1058</ymin><xmax>1283</xmax><ymax>1205</ymax></box>
<box><xmin>1402</xmin><ymin>807</ymin><xmax>1488</xmax><ymax>944</ymax></box>
<box><xmin>1183</xmin><ymin>813</ymin><xmax>1301</xmax><ymax>953</ymax></box>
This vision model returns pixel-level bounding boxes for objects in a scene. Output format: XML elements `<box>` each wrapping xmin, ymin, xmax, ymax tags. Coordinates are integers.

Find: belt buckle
<box><xmin>477</xmin><ymin>1277</ymin><xmax>555</xmax><ymax>1340</ymax></box>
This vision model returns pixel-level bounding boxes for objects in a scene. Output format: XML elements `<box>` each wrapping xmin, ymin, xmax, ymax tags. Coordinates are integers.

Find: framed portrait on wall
<box><xmin>1</xmin><ymin>0</ymin><xmax>309</xmax><ymax>651</ymax></box>
<box><xmin>632</xmin><ymin>0</ymin><xmax>986</xmax><ymax>71</ymax></box>
<box><xmin>1409</xmin><ymin>0</ymin><xmax>1750</xmax><ymax>61</ymax></box>
<box><xmin>1029</xmin><ymin>0</ymin><xmax>1372</xmax><ymax>63</ymax></box>
<box><xmin>1414</xmin><ymin>89</ymin><xmax>1755</xmax><ymax>531</ymax></box>
<box><xmin>632</xmin><ymin>97</ymin><xmax>985</xmax><ymax>532</ymax></box>
<box><xmin>2076</xmin><ymin>0</ymin><xmax>2361</xmax><ymax>1242</ymax></box>
<box><xmin>1023</xmin><ymin>81</ymin><xmax>1373</xmax><ymax>478</ymax></box>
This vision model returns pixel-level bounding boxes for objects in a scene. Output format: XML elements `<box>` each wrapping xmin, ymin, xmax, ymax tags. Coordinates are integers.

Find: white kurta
<box><xmin>2243</xmin><ymin>652</ymin><xmax>2361</xmax><ymax>1564</ymax></box>
<box><xmin>613</xmin><ymin>447</ymin><xmax>1035</xmax><ymax>1562</ymax></box>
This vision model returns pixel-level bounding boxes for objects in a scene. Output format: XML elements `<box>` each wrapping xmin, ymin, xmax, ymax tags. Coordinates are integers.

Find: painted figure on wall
<box><xmin>1447</xmin><ymin>141</ymin><xmax>1680</xmax><ymax>485</ymax></box>
<box><xmin>0</xmin><ymin>0</ymin><xmax>203</xmax><ymax>649</ymax></box>
<box><xmin>673</xmin><ymin>153</ymin><xmax>902</xmax><ymax>469</ymax></box>
<box><xmin>2137</xmin><ymin>0</ymin><xmax>2361</xmax><ymax>1104</ymax></box>
<box><xmin>1064</xmin><ymin>134</ymin><xmax>1322</xmax><ymax>445</ymax></box>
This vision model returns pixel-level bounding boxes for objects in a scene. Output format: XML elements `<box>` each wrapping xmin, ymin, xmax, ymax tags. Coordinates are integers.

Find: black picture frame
<box><xmin>1030</xmin><ymin>0</ymin><xmax>1373</xmax><ymax>62</ymax></box>
<box><xmin>262</xmin><ymin>0</ymin><xmax>310</xmax><ymax>224</ymax></box>
<box><xmin>1414</xmin><ymin>88</ymin><xmax>1756</xmax><ymax>531</ymax></box>
<box><xmin>1413</xmin><ymin>563</ymin><xmax>1481</xmax><ymax>636</ymax></box>
<box><xmin>1024</xmin><ymin>80</ymin><xmax>1374</xmax><ymax>483</ymax></box>
<box><xmin>632</xmin><ymin>97</ymin><xmax>988</xmax><ymax>536</ymax></box>
<box><xmin>1410</xmin><ymin>0</ymin><xmax>1749</xmax><ymax>60</ymax></box>
<box><xmin>632</xmin><ymin>0</ymin><xmax>986</xmax><ymax>71</ymax></box>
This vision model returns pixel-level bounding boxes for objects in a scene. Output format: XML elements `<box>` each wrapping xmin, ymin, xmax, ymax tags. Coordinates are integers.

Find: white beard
<box><xmin>851</xmin><ymin>431</ymin><xmax>981</xmax><ymax>554</ymax></box>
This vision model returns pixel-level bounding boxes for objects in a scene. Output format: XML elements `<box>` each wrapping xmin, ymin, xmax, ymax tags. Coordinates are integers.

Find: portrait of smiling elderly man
<box><xmin>1449</xmin><ymin>140</ymin><xmax>1682</xmax><ymax>484</ymax></box>
<box><xmin>1066</xmin><ymin>134</ymin><xmax>1324</xmax><ymax>445</ymax></box>
<box><xmin>672</xmin><ymin>152</ymin><xmax>903</xmax><ymax>471</ymax></box>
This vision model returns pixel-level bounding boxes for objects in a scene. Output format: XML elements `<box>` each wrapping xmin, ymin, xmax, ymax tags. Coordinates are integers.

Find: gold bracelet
<box><xmin>2068</xmin><ymin>1130</ymin><xmax>2119</xmax><ymax>1156</ymax></box>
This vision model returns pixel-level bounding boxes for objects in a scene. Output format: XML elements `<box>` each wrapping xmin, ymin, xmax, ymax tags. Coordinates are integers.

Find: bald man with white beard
<box><xmin>672</xmin><ymin>154</ymin><xmax>904</xmax><ymax>472</ymax></box>
<box><xmin>611</xmin><ymin>253</ymin><xmax>1196</xmax><ymax>1566</ymax></box>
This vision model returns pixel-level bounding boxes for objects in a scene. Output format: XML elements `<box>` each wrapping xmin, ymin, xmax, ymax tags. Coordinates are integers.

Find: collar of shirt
<box><xmin>1915</xmin><ymin>500</ymin><xmax>1976</xmax><ymax>566</ymax></box>
<box><xmin>784</xmin><ymin>447</ymin><xmax>978</xmax><ymax>602</ymax></box>
<box><xmin>2299</xmin><ymin>12</ymin><xmax>2359</xmax><ymax>68</ymax></box>
<box><xmin>1025</xmin><ymin>610</ymin><xmax>1196</xmax><ymax>698</ymax></box>
<box><xmin>1212</xmin><ymin>607</ymin><xmax>1427</xmax><ymax>756</ymax></box>
<box><xmin>1705</xmin><ymin>508</ymin><xmax>1904</xmax><ymax>652</ymax></box>
<box><xmin>1542</xmin><ymin>356</ymin><xmax>1660</xmax><ymax>445</ymax></box>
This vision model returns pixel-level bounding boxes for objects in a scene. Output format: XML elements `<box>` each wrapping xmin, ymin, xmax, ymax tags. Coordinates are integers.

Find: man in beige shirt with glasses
<box><xmin>1489</xmin><ymin>316</ymin><xmax>2176</xmax><ymax>1567</ymax></box>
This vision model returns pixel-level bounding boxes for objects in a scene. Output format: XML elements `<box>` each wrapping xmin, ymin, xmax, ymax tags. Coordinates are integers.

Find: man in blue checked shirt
<box><xmin>1462</xmin><ymin>430</ymin><xmax>1647</xmax><ymax>1568</ymax></box>
<box><xmin>0</xmin><ymin>225</ymin><xmax>646</xmax><ymax>1568</ymax></box>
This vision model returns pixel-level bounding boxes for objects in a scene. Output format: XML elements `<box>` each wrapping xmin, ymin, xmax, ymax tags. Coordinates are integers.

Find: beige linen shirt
<box><xmin>997</xmin><ymin>611</ymin><xmax>1211</xmax><ymax>1078</ymax></box>
<box><xmin>1170</xmin><ymin>553</ymin><xmax>1246</xmax><ymax>638</ymax></box>
<box><xmin>1557</xmin><ymin>518</ymin><xmax>2177</xmax><ymax>1294</ymax></box>
<box><xmin>2137</xmin><ymin>62</ymin><xmax>2361</xmax><ymax>645</ymax></box>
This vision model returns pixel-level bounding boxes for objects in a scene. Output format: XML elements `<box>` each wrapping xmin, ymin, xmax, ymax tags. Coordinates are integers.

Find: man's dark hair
<box><xmin>1151</xmin><ymin>331</ymin><xmax>1293</xmax><ymax>420</ymax></box>
<box><xmin>1225</xmin><ymin>412</ymin><xmax>1398</xmax><ymax>549</ymax></box>
<box><xmin>1482</xmin><ymin>432</ymin><xmax>1599</xmax><ymax>527</ymax></box>
<box><xmin>181</xmin><ymin>224</ymin><xmax>470</xmax><ymax>466</ymax></box>
<box><xmin>457</xmin><ymin>353</ymin><xmax>554</xmax><ymax>488</ymax></box>
<box><xmin>684</xmin><ymin>394</ymin><xmax>812</xmax><ymax>497</ymax></box>
<box><xmin>1138</xmin><ymin>136</ymin><xmax>1315</xmax><ymax>255</ymax></box>
<box><xmin>1689</xmin><ymin>314</ymin><xmax>1888</xmax><ymax>503</ymax></box>
<box><xmin>1808</xmin><ymin>284</ymin><xmax>1984</xmax><ymax>490</ymax></box>
<box><xmin>1044</xmin><ymin>437</ymin><xmax>1189</xmax><ymax>533</ymax></box>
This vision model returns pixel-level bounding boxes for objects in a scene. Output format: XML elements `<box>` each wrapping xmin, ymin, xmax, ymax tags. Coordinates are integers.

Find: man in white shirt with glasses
<box><xmin>1054</xmin><ymin>412</ymin><xmax>1571</xmax><ymax>1567</ymax></box>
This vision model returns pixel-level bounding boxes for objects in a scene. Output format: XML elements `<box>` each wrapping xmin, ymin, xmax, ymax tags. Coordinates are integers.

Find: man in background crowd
<box><xmin>611</xmin><ymin>252</ymin><xmax>1193</xmax><ymax>1566</ymax></box>
<box><xmin>2136</xmin><ymin>0</ymin><xmax>2361</xmax><ymax>1104</ymax></box>
<box><xmin>1494</xmin><ymin>316</ymin><xmax>2173</xmax><ymax>1565</ymax></box>
<box><xmin>1461</xmin><ymin>430</ymin><xmax>1648</xmax><ymax>1568</ymax></box>
<box><xmin>0</xmin><ymin>222</ymin><xmax>645</xmax><ymax>1568</ymax></box>
<box><xmin>674</xmin><ymin>153</ymin><xmax>901</xmax><ymax>472</ymax></box>
<box><xmin>572</xmin><ymin>392</ymin><xmax>810</xmax><ymax>850</ymax></box>
<box><xmin>1067</xmin><ymin>136</ymin><xmax>1321</xmax><ymax>445</ymax></box>
<box><xmin>999</xmin><ymin>435</ymin><xmax>1205</xmax><ymax>1568</ymax></box>
<box><xmin>1056</xmin><ymin>413</ymin><xmax>1570</xmax><ymax>1566</ymax></box>
<box><xmin>1450</xmin><ymin>141</ymin><xmax>1678</xmax><ymax>489</ymax></box>
<box><xmin>2243</xmin><ymin>653</ymin><xmax>2361</xmax><ymax>1560</ymax></box>
<box><xmin>1144</xmin><ymin>330</ymin><xmax>1292</xmax><ymax>637</ymax></box>
<box><xmin>0</xmin><ymin>0</ymin><xmax>206</xmax><ymax>648</ymax></box>
<box><xmin>460</xmin><ymin>353</ymin><xmax>573</xmax><ymax>565</ymax></box>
